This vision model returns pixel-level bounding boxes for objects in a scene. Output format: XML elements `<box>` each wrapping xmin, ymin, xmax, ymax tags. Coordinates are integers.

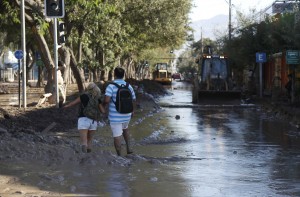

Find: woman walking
<box><xmin>63</xmin><ymin>82</ymin><xmax>105</xmax><ymax>153</ymax></box>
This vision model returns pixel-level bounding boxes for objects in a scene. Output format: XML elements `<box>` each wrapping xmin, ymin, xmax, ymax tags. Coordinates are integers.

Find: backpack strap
<box><xmin>109</xmin><ymin>82</ymin><xmax>129</xmax><ymax>105</ymax></box>
<box><xmin>110</xmin><ymin>82</ymin><xmax>129</xmax><ymax>88</ymax></box>
<box><xmin>81</xmin><ymin>93</ymin><xmax>94</xmax><ymax>112</ymax></box>
<box><xmin>80</xmin><ymin>93</ymin><xmax>90</xmax><ymax>108</ymax></box>
<box><xmin>110</xmin><ymin>82</ymin><xmax>121</xmax><ymax>88</ymax></box>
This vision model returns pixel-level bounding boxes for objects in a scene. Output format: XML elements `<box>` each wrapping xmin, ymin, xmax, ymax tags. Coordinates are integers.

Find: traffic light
<box><xmin>57</xmin><ymin>21</ymin><xmax>66</xmax><ymax>45</ymax></box>
<box><xmin>45</xmin><ymin>0</ymin><xmax>65</xmax><ymax>18</ymax></box>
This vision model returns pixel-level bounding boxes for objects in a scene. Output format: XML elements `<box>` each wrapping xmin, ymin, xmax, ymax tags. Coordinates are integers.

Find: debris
<box><xmin>0</xmin><ymin>126</ymin><xmax>8</xmax><ymax>134</ymax></box>
<box><xmin>0</xmin><ymin>107</ymin><xmax>11</xmax><ymax>119</ymax></box>
<box><xmin>41</xmin><ymin>122</ymin><xmax>57</xmax><ymax>133</ymax></box>
<box><xmin>37</xmin><ymin>93</ymin><xmax>52</xmax><ymax>106</ymax></box>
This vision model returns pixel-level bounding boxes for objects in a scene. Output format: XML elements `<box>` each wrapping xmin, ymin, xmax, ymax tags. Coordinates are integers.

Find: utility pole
<box><xmin>229</xmin><ymin>0</ymin><xmax>232</xmax><ymax>42</ymax></box>
<box><xmin>200</xmin><ymin>27</ymin><xmax>203</xmax><ymax>54</ymax></box>
<box><xmin>45</xmin><ymin>0</ymin><xmax>65</xmax><ymax>108</ymax></box>
<box><xmin>53</xmin><ymin>18</ymin><xmax>59</xmax><ymax>108</ymax></box>
<box><xmin>21</xmin><ymin>0</ymin><xmax>27</xmax><ymax>109</ymax></box>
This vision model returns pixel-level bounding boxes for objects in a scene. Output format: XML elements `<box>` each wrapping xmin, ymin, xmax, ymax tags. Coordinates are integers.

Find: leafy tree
<box><xmin>219</xmin><ymin>11</ymin><xmax>299</xmax><ymax>85</ymax></box>
<box><xmin>176</xmin><ymin>48</ymin><xmax>197</xmax><ymax>79</ymax></box>
<box><xmin>0</xmin><ymin>0</ymin><xmax>192</xmax><ymax>93</ymax></box>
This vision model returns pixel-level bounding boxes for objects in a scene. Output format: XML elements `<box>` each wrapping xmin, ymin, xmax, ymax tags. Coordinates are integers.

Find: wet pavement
<box><xmin>1</xmin><ymin>80</ymin><xmax>300</xmax><ymax>196</ymax></box>
<box><xmin>127</xmin><ymin>80</ymin><xmax>300</xmax><ymax>196</ymax></box>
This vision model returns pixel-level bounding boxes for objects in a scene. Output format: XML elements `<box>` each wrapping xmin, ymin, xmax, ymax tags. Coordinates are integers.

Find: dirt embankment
<box><xmin>260</xmin><ymin>99</ymin><xmax>300</xmax><ymax>129</ymax></box>
<box><xmin>0</xmin><ymin>79</ymin><xmax>169</xmax><ymax>162</ymax></box>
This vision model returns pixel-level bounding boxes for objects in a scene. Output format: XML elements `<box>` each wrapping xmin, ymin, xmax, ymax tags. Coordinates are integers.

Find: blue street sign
<box><xmin>14</xmin><ymin>50</ymin><xmax>24</xmax><ymax>60</ymax></box>
<box><xmin>256</xmin><ymin>52</ymin><xmax>267</xmax><ymax>63</ymax></box>
<box><xmin>286</xmin><ymin>50</ymin><xmax>300</xmax><ymax>64</ymax></box>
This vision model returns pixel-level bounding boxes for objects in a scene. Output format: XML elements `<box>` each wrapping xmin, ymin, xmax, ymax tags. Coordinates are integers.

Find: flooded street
<box><xmin>1</xmin><ymin>80</ymin><xmax>300</xmax><ymax>197</ymax></box>
<box><xmin>129</xmin><ymin>81</ymin><xmax>300</xmax><ymax>197</ymax></box>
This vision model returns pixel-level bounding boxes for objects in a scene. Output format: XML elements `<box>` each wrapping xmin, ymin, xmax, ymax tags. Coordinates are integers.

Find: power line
<box><xmin>253</xmin><ymin>3</ymin><xmax>273</xmax><ymax>21</ymax></box>
<box><xmin>225</xmin><ymin>1</ymin><xmax>274</xmax><ymax>35</ymax></box>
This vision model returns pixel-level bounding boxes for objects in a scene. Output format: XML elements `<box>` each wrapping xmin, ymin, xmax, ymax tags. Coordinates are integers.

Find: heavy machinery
<box><xmin>192</xmin><ymin>46</ymin><xmax>241</xmax><ymax>104</ymax></box>
<box><xmin>152</xmin><ymin>63</ymin><xmax>172</xmax><ymax>85</ymax></box>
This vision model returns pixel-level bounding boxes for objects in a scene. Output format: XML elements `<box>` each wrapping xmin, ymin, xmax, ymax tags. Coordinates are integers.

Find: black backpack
<box><xmin>110</xmin><ymin>82</ymin><xmax>133</xmax><ymax>114</ymax></box>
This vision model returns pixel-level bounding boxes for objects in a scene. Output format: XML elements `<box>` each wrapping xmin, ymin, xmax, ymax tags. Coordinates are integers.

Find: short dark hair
<box><xmin>114</xmin><ymin>67</ymin><xmax>125</xmax><ymax>79</ymax></box>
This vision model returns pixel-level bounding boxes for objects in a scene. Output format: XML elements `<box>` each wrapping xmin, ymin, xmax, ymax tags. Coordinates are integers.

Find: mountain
<box><xmin>190</xmin><ymin>14</ymin><xmax>229</xmax><ymax>41</ymax></box>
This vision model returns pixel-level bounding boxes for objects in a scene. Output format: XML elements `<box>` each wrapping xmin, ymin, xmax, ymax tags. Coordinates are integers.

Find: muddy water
<box><xmin>1</xmin><ymin>81</ymin><xmax>300</xmax><ymax>196</ymax></box>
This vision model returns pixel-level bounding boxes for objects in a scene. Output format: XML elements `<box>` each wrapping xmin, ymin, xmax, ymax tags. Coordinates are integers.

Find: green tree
<box><xmin>0</xmin><ymin>0</ymin><xmax>192</xmax><ymax>92</ymax></box>
<box><xmin>219</xmin><ymin>11</ymin><xmax>299</xmax><ymax>85</ymax></box>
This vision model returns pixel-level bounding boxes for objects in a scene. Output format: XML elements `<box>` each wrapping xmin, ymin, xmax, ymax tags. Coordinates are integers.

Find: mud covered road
<box><xmin>0</xmin><ymin>80</ymin><xmax>300</xmax><ymax>197</ymax></box>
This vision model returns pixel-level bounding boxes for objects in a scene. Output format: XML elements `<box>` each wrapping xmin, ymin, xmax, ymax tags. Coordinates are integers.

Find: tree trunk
<box><xmin>32</xmin><ymin>28</ymin><xmax>54</xmax><ymax>93</ymax></box>
<box><xmin>36</xmin><ymin>65</ymin><xmax>44</xmax><ymax>87</ymax></box>
<box><xmin>68</xmin><ymin>48</ymin><xmax>85</xmax><ymax>92</ymax></box>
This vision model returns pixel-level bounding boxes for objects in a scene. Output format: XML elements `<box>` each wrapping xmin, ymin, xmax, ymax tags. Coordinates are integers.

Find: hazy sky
<box><xmin>190</xmin><ymin>0</ymin><xmax>276</xmax><ymax>21</ymax></box>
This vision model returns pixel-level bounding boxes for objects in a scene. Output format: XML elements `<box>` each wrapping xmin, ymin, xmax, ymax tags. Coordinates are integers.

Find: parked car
<box><xmin>172</xmin><ymin>73</ymin><xmax>182</xmax><ymax>80</ymax></box>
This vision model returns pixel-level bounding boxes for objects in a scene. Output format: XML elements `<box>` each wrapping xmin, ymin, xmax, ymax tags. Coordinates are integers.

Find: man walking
<box><xmin>103</xmin><ymin>67</ymin><xmax>136</xmax><ymax>156</ymax></box>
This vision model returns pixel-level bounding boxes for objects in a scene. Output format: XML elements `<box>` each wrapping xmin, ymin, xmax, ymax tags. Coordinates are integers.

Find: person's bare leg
<box><xmin>79</xmin><ymin>129</ymin><xmax>88</xmax><ymax>153</ymax></box>
<box><xmin>87</xmin><ymin>130</ymin><xmax>95</xmax><ymax>153</ymax></box>
<box><xmin>114</xmin><ymin>136</ymin><xmax>122</xmax><ymax>156</ymax></box>
<box><xmin>123</xmin><ymin>128</ymin><xmax>133</xmax><ymax>154</ymax></box>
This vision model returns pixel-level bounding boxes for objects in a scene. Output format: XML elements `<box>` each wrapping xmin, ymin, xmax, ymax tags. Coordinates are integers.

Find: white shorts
<box><xmin>78</xmin><ymin>117</ymin><xmax>98</xmax><ymax>131</ymax></box>
<box><xmin>110</xmin><ymin>122</ymin><xmax>129</xmax><ymax>137</ymax></box>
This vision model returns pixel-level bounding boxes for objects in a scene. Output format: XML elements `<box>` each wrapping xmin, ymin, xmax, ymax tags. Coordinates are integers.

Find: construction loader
<box><xmin>192</xmin><ymin>46</ymin><xmax>241</xmax><ymax>104</ymax></box>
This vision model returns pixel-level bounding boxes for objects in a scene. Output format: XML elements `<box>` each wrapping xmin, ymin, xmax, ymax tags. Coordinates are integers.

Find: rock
<box><xmin>70</xmin><ymin>185</ymin><xmax>76</xmax><ymax>192</ymax></box>
<box><xmin>3</xmin><ymin>114</ymin><xmax>10</xmax><ymax>119</ymax></box>
<box><xmin>149</xmin><ymin>159</ymin><xmax>162</xmax><ymax>165</ymax></box>
<box><xmin>149</xmin><ymin>177</ymin><xmax>158</xmax><ymax>182</ymax></box>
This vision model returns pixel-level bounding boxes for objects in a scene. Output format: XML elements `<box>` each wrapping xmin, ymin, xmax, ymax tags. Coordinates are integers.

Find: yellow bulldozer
<box><xmin>152</xmin><ymin>63</ymin><xmax>172</xmax><ymax>85</ymax></box>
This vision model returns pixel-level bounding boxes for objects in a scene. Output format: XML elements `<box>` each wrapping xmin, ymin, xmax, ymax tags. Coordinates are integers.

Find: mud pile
<box><xmin>0</xmin><ymin>79</ymin><xmax>167</xmax><ymax>164</ymax></box>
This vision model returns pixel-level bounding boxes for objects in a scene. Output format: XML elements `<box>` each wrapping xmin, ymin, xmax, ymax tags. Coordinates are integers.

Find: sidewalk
<box><xmin>258</xmin><ymin>97</ymin><xmax>300</xmax><ymax>129</ymax></box>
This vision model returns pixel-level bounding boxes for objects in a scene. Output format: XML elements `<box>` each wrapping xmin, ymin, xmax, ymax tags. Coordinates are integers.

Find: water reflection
<box><xmin>154</xmin><ymin>81</ymin><xmax>300</xmax><ymax>196</ymax></box>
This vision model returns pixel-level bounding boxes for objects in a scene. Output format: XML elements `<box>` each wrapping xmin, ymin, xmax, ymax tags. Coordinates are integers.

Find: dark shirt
<box><xmin>78</xmin><ymin>94</ymin><xmax>102</xmax><ymax>118</ymax></box>
<box><xmin>285</xmin><ymin>81</ymin><xmax>292</xmax><ymax>91</ymax></box>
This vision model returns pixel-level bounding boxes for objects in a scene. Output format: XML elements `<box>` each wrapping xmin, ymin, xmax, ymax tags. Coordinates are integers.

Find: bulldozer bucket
<box><xmin>196</xmin><ymin>90</ymin><xmax>241</xmax><ymax>105</ymax></box>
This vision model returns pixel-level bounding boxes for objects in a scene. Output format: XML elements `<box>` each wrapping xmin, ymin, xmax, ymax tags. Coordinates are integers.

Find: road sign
<box><xmin>286</xmin><ymin>50</ymin><xmax>300</xmax><ymax>65</ymax></box>
<box><xmin>14</xmin><ymin>50</ymin><xmax>24</xmax><ymax>60</ymax></box>
<box><xmin>256</xmin><ymin>52</ymin><xmax>266</xmax><ymax>63</ymax></box>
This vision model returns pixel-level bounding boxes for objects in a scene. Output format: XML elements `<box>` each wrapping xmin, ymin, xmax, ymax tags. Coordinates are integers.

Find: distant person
<box><xmin>50</xmin><ymin>60</ymin><xmax>66</xmax><ymax>107</ymax></box>
<box><xmin>285</xmin><ymin>74</ymin><xmax>292</xmax><ymax>100</ymax></box>
<box><xmin>103</xmin><ymin>67</ymin><xmax>136</xmax><ymax>156</ymax></box>
<box><xmin>57</xmin><ymin>60</ymin><xmax>66</xmax><ymax>107</ymax></box>
<box><xmin>63</xmin><ymin>82</ymin><xmax>105</xmax><ymax>153</ymax></box>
